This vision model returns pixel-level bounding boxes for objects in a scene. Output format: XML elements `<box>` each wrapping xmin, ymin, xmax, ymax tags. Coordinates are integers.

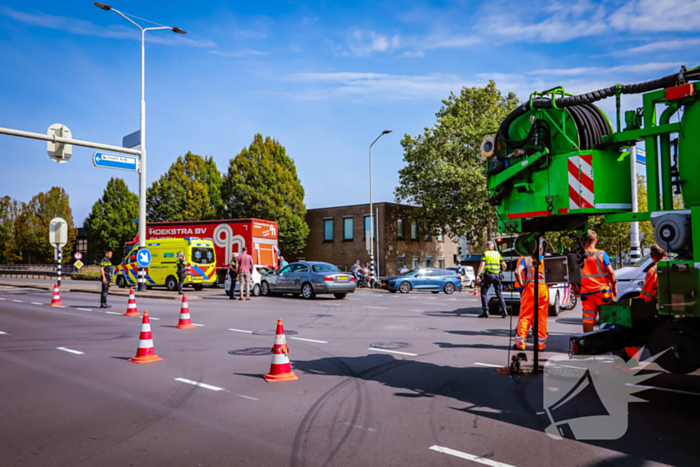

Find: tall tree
<box><xmin>394</xmin><ymin>81</ymin><xmax>519</xmax><ymax>247</ymax></box>
<box><xmin>147</xmin><ymin>152</ymin><xmax>222</xmax><ymax>222</ymax></box>
<box><xmin>83</xmin><ymin>178</ymin><xmax>139</xmax><ymax>261</ymax></box>
<box><xmin>221</xmin><ymin>134</ymin><xmax>309</xmax><ymax>253</ymax></box>
<box><xmin>0</xmin><ymin>196</ymin><xmax>21</xmax><ymax>263</ymax></box>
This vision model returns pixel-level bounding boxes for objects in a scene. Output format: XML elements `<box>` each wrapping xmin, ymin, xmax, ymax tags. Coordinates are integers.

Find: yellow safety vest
<box><xmin>483</xmin><ymin>250</ymin><xmax>502</xmax><ymax>274</ymax></box>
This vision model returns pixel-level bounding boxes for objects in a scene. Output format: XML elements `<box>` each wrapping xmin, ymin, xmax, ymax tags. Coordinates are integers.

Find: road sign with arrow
<box><xmin>93</xmin><ymin>152</ymin><xmax>139</xmax><ymax>172</ymax></box>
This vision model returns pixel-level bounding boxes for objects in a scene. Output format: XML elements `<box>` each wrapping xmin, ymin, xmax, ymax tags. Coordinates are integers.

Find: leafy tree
<box><xmin>0</xmin><ymin>196</ymin><xmax>21</xmax><ymax>263</ymax></box>
<box><xmin>221</xmin><ymin>134</ymin><xmax>309</xmax><ymax>253</ymax></box>
<box><xmin>394</xmin><ymin>81</ymin><xmax>519</xmax><ymax>248</ymax></box>
<box><xmin>83</xmin><ymin>178</ymin><xmax>139</xmax><ymax>262</ymax></box>
<box><xmin>6</xmin><ymin>188</ymin><xmax>75</xmax><ymax>263</ymax></box>
<box><xmin>147</xmin><ymin>152</ymin><xmax>222</xmax><ymax>222</ymax></box>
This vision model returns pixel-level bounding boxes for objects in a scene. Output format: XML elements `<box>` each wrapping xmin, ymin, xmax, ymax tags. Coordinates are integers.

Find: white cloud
<box><xmin>614</xmin><ymin>38</ymin><xmax>700</xmax><ymax>56</ymax></box>
<box><xmin>341</xmin><ymin>27</ymin><xmax>481</xmax><ymax>57</ymax></box>
<box><xmin>1</xmin><ymin>8</ymin><xmax>216</xmax><ymax>48</ymax></box>
<box><xmin>608</xmin><ymin>0</ymin><xmax>700</xmax><ymax>33</ymax></box>
<box><xmin>526</xmin><ymin>62</ymin><xmax>685</xmax><ymax>76</ymax></box>
<box><xmin>210</xmin><ymin>50</ymin><xmax>267</xmax><ymax>57</ymax></box>
<box><xmin>345</xmin><ymin>29</ymin><xmax>402</xmax><ymax>56</ymax></box>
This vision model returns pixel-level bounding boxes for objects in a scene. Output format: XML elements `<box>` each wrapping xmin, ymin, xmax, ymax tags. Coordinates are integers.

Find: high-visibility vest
<box><xmin>640</xmin><ymin>265</ymin><xmax>658</xmax><ymax>302</ymax></box>
<box><xmin>522</xmin><ymin>256</ymin><xmax>545</xmax><ymax>284</ymax></box>
<box><xmin>483</xmin><ymin>250</ymin><xmax>502</xmax><ymax>274</ymax></box>
<box><xmin>581</xmin><ymin>248</ymin><xmax>610</xmax><ymax>293</ymax></box>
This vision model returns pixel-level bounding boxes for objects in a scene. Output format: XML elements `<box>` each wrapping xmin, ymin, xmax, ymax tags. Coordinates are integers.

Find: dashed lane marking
<box><xmin>193</xmin><ymin>323</ymin><xmax>205</xmax><ymax>327</ymax></box>
<box><xmin>626</xmin><ymin>383</ymin><xmax>700</xmax><ymax>397</ymax></box>
<box><xmin>77</xmin><ymin>308</ymin><xmax>92</xmax><ymax>311</ymax></box>
<box><xmin>290</xmin><ymin>337</ymin><xmax>328</xmax><ymax>344</ymax></box>
<box><xmin>31</xmin><ymin>302</ymin><xmax>43</xmax><ymax>305</ymax></box>
<box><xmin>0</xmin><ymin>298</ymin><xmax>5</xmax><ymax>300</ymax></box>
<box><xmin>429</xmin><ymin>446</ymin><xmax>516</xmax><ymax>467</ymax></box>
<box><xmin>53</xmin><ymin>305</ymin><xmax>66</xmax><ymax>308</ymax></box>
<box><xmin>234</xmin><ymin>394</ymin><xmax>259</xmax><ymax>401</ymax></box>
<box><xmin>150</xmin><ymin>317</ymin><xmax>160</xmax><ymax>320</ymax></box>
<box><xmin>105</xmin><ymin>311</ymin><xmax>121</xmax><ymax>315</ymax></box>
<box><xmin>57</xmin><ymin>347</ymin><xmax>84</xmax><ymax>355</ymax></box>
<box><xmin>369</xmin><ymin>347</ymin><xmax>418</xmax><ymax>357</ymax></box>
<box><xmin>175</xmin><ymin>378</ymin><xmax>224</xmax><ymax>392</ymax></box>
<box><xmin>344</xmin><ymin>422</ymin><xmax>377</xmax><ymax>432</ymax></box>
<box><xmin>12</xmin><ymin>300</ymin><xmax>23</xmax><ymax>303</ymax></box>
<box><xmin>365</xmin><ymin>306</ymin><xmax>388</xmax><ymax>310</ymax></box>
<box><xmin>318</xmin><ymin>303</ymin><xmax>341</xmax><ymax>306</ymax></box>
<box><xmin>228</xmin><ymin>328</ymin><xmax>253</xmax><ymax>333</ymax></box>
<box><xmin>0</xmin><ymin>331</ymin><xmax>7</xmax><ymax>335</ymax></box>
<box><xmin>475</xmin><ymin>362</ymin><xmax>503</xmax><ymax>368</ymax></box>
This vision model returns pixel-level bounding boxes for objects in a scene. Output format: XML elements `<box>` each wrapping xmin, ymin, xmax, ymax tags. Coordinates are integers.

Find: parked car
<box><xmin>260</xmin><ymin>261</ymin><xmax>356</xmax><ymax>299</ymax></box>
<box><xmin>447</xmin><ymin>266</ymin><xmax>476</xmax><ymax>288</ymax></box>
<box><xmin>615</xmin><ymin>253</ymin><xmax>674</xmax><ymax>301</ymax></box>
<box><xmin>382</xmin><ymin>268</ymin><xmax>462</xmax><ymax>294</ymax></box>
<box><xmin>224</xmin><ymin>265</ymin><xmax>274</xmax><ymax>297</ymax></box>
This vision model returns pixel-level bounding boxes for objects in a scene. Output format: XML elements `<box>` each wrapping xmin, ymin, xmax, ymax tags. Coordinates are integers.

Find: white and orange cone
<box><xmin>264</xmin><ymin>319</ymin><xmax>298</xmax><ymax>382</ymax></box>
<box><xmin>49</xmin><ymin>283</ymin><xmax>63</xmax><ymax>306</ymax></box>
<box><xmin>129</xmin><ymin>311</ymin><xmax>162</xmax><ymax>364</ymax></box>
<box><xmin>174</xmin><ymin>294</ymin><xmax>196</xmax><ymax>329</ymax></box>
<box><xmin>122</xmin><ymin>287</ymin><xmax>141</xmax><ymax>317</ymax></box>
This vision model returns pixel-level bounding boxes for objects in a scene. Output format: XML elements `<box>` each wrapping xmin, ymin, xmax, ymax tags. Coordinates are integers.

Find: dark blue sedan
<box><xmin>382</xmin><ymin>268</ymin><xmax>463</xmax><ymax>294</ymax></box>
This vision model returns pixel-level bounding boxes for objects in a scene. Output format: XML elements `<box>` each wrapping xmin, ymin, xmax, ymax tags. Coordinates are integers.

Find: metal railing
<box><xmin>0</xmin><ymin>264</ymin><xmax>100</xmax><ymax>280</ymax></box>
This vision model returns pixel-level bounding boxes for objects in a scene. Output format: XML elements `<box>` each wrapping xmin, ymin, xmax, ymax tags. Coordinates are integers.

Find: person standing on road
<box><xmin>176</xmin><ymin>252</ymin><xmax>187</xmax><ymax>295</ymax></box>
<box><xmin>641</xmin><ymin>244</ymin><xmax>667</xmax><ymax>302</ymax></box>
<box><xmin>476</xmin><ymin>241</ymin><xmax>508</xmax><ymax>318</ymax></box>
<box><xmin>100</xmin><ymin>250</ymin><xmax>114</xmax><ymax>309</ymax></box>
<box><xmin>513</xmin><ymin>242</ymin><xmax>549</xmax><ymax>351</ymax></box>
<box><xmin>580</xmin><ymin>230</ymin><xmax>617</xmax><ymax>333</ymax></box>
<box><xmin>228</xmin><ymin>253</ymin><xmax>238</xmax><ymax>300</ymax></box>
<box><xmin>236</xmin><ymin>247</ymin><xmax>254</xmax><ymax>301</ymax></box>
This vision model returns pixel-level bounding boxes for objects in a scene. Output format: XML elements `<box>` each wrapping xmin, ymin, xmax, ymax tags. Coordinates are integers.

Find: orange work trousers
<box><xmin>515</xmin><ymin>283</ymin><xmax>549</xmax><ymax>350</ymax></box>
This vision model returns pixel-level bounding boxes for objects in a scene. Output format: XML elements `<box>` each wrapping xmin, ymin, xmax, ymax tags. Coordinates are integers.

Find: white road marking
<box><xmin>365</xmin><ymin>306</ymin><xmax>388</xmax><ymax>310</ymax></box>
<box><xmin>626</xmin><ymin>383</ymin><xmax>700</xmax><ymax>397</ymax></box>
<box><xmin>411</xmin><ymin>310</ymin><xmax>425</xmax><ymax>312</ymax></box>
<box><xmin>234</xmin><ymin>394</ymin><xmax>259</xmax><ymax>401</ymax></box>
<box><xmin>31</xmin><ymin>302</ymin><xmax>43</xmax><ymax>305</ymax></box>
<box><xmin>175</xmin><ymin>378</ymin><xmax>224</xmax><ymax>391</ymax></box>
<box><xmin>228</xmin><ymin>328</ymin><xmax>253</xmax><ymax>333</ymax></box>
<box><xmin>105</xmin><ymin>311</ymin><xmax>121</xmax><ymax>315</ymax></box>
<box><xmin>192</xmin><ymin>323</ymin><xmax>205</xmax><ymax>327</ymax></box>
<box><xmin>344</xmin><ymin>422</ymin><xmax>377</xmax><ymax>432</ymax></box>
<box><xmin>290</xmin><ymin>337</ymin><xmax>328</xmax><ymax>344</ymax></box>
<box><xmin>319</xmin><ymin>303</ymin><xmax>341</xmax><ymax>307</ymax></box>
<box><xmin>53</xmin><ymin>305</ymin><xmax>66</xmax><ymax>308</ymax></box>
<box><xmin>369</xmin><ymin>347</ymin><xmax>418</xmax><ymax>357</ymax></box>
<box><xmin>57</xmin><ymin>347</ymin><xmax>84</xmax><ymax>355</ymax></box>
<box><xmin>430</xmin><ymin>446</ymin><xmax>516</xmax><ymax>467</ymax></box>
<box><xmin>78</xmin><ymin>308</ymin><xmax>92</xmax><ymax>311</ymax></box>
<box><xmin>149</xmin><ymin>317</ymin><xmax>160</xmax><ymax>321</ymax></box>
<box><xmin>0</xmin><ymin>331</ymin><xmax>7</xmax><ymax>335</ymax></box>
<box><xmin>475</xmin><ymin>362</ymin><xmax>503</xmax><ymax>368</ymax></box>
<box><xmin>12</xmin><ymin>300</ymin><xmax>23</xmax><ymax>303</ymax></box>
<box><xmin>0</xmin><ymin>297</ymin><xmax>5</xmax><ymax>300</ymax></box>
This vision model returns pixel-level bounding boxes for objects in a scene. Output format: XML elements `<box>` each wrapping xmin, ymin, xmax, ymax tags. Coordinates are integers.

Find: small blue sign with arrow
<box><xmin>93</xmin><ymin>152</ymin><xmax>139</xmax><ymax>172</ymax></box>
<box><xmin>136</xmin><ymin>249</ymin><xmax>152</xmax><ymax>268</ymax></box>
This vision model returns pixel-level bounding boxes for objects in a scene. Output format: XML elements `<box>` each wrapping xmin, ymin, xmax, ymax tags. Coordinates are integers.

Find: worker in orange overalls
<box><xmin>640</xmin><ymin>244</ymin><xmax>667</xmax><ymax>302</ymax></box>
<box><xmin>514</xmin><ymin>241</ymin><xmax>549</xmax><ymax>351</ymax></box>
<box><xmin>580</xmin><ymin>230</ymin><xmax>617</xmax><ymax>333</ymax></box>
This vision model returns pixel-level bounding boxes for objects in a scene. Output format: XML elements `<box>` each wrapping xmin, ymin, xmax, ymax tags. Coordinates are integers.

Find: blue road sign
<box><xmin>136</xmin><ymin>249</ymin><xmax>152</xmax><ymax>268</ymax></box>
<box><xmin>93</xmin><ymin>152</ymin><xmax>139</xmax><ymax>172</ymax></box>
<box><xmin>636</xmin><ymin>149</ymin><xmax>646</xmax><ymax>165</ymax></box>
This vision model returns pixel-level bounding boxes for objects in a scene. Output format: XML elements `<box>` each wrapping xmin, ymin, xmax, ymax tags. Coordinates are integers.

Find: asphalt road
<box><xmin>0</xmin><ymin>285</ymin><xmax>698</xmax><ymax>467</ymax></box>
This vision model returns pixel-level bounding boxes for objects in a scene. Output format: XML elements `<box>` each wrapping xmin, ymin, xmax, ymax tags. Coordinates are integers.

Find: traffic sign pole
<box><xmin>57</xmin><ymin>248</ymin><xmax>62</xmax><ymax>287</ymax></box>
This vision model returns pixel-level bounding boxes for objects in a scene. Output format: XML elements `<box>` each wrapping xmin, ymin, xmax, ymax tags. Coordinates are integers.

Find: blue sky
<box><xmin>1</xmin><ymin>0</ymin><xmax>699</xmax><ymax>224</ymax></box>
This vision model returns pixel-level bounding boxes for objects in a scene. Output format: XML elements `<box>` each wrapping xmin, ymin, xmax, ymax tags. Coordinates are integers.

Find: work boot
<box><xmin>501</xmin><ymin>309</ymin><xmax>508</xmax><ymax>318</ymax></box>
<box><xmin>478</xmin><ymin>311</ymin><xmax>489</xmax><ymax>318</ymax></box>
<box><xmin>100</xmin><ymin>303</ymin><xmax>111</xmax><ymax>309</ymax></box>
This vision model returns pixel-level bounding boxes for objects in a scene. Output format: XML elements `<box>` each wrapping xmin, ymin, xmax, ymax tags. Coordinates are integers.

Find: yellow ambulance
<box><xmin>113</xmin><ymin>238</ymin><xmax>217</xmax><ymax>291</ymax></box>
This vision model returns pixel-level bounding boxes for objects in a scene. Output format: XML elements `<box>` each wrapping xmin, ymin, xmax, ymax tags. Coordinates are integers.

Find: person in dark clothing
<box><xmin>100</xmin><ymin>250</ymin><xmax>114</xmax><ymax>308</ymax></box>
<box><xmin>177</xmin><ymin>252</ymin><xmax>187</xmax><ymax>294</ymax></box>
<box><xmin>228</xmin><ymin>253</ymin><xmax>238</xmax><ymax>299</ymax></box>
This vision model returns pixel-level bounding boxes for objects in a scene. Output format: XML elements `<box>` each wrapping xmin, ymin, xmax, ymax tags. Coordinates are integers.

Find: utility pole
<box><xmin>369</xmin><ymin>130</ymin><xmax>392</xmax><ymax>286</ymax></box>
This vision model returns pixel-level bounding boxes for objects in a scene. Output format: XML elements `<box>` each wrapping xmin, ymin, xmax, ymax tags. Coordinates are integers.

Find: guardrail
<box><xmin>0</xmin><ymin>264</ymin><xmax>100</xmax><ymax>281</ymax></box>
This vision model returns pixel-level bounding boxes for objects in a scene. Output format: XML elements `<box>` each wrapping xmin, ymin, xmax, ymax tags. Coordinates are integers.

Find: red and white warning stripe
<box><xmin>568</xmin><ymin>154</ymin><xmax>594</xmax><ymax>210</ymax></box>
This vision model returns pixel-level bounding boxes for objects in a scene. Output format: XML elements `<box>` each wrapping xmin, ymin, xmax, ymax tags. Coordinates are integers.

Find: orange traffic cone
<box><xmin>174</xmin><ymin>294</ymin><xmax>196</xmax><ymax>329</ymax></box>
<box><xmin>49</xmin><ymin>283</ymin><xmax>63</xmax><ymax>306</ymax></box>
<box><xmin>473</xmin><ymin>286</ymin><xmax>479</xmax><ymax>296</ymax></box>
<box><xmin>129</xmin><ymin>311</ymin><xmax>162</xmax><ymax>364</ymax></box>
<box><xmin>264</xmin><ymin>319</ymin><xmax>298</xmax><ymax>382</ymax></box>
<box><xmin>122</xmin><ymin>287</ymin><xmax>141</xmax><ymax>316</ymax></box>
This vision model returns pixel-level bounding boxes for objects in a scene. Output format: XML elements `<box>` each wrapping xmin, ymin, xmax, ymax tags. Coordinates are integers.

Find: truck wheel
<box><xmin>649</xmin><ymin>320</ymin><xmax>700</xmax><ymax>374</ymax></box>
<box><xmin>549</xmin><ymin>293</ymin><xmax>560</xmax><ymax>316</ymax></box>
<box><xmin>166</xmin><ymin>276</ymin><xmax>178</xmax><ymax>292</ymax></box>
<box><xmin>253</xmin><ymin>284</ymin><xmax>260</xmax><ymax>296</ymax></box>
<box><xmin>261</xmin><ymin>281</ymin><xmax>270</xmax><ymax>296</ymax></box>
<box><xmin>116</xmin><ymin>276</ymin><xmax>126</xmax><ymax>289</ymax></box>
<box><xmin>193</xmin><ymin>284</ymin><xmax>204</xmax><ymax>291</ymax></box>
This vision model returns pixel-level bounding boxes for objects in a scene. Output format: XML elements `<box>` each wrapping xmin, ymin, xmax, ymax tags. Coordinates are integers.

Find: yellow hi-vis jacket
<box><xmin>483</xmin><ymin>250</ymin><xmax>502</xmax><ymax>274</ymax></box>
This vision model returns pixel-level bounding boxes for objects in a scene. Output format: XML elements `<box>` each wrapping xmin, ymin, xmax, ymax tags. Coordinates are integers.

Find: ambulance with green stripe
<box><xmin>113</xmin><ymin>238</ymin><xmax>217</xmax><ymax>291</ymax></box>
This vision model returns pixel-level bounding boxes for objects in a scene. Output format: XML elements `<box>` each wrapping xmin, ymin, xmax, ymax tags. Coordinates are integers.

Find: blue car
<box><xmin>382</xmin><ymin>268</ymin><xmax>463</xmax><ymax>294</ymax></box>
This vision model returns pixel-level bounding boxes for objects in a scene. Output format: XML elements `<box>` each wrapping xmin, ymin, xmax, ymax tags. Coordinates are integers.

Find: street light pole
<box><xmin>369</xmin><ymin>130</ymin><xmax>392</xmax><ymax>283</ymax></box>
<box><xmin>94</xmin><ymin>3</ymin><xmax>186</xmax><ymax>291</ymax></box>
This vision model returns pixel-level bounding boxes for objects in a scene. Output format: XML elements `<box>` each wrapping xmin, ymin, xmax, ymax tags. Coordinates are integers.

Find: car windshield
<box><xmin>632</xmin><ymin>254</ymin><xmax>650</xmax><ymax>268</ymax></box>
<box><xmin>312</xmin><ymin>263</ymin><xmax>340</xmax><ymax>273</ymax></box>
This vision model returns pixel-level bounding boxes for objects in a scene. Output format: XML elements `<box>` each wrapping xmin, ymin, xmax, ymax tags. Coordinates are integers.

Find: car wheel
<box><xmin>470</xmin><ymin>281</ymin><xmax>475</xmax><ymax>288</ymax></box>
<box><xmin>399</xmin><ymin>282</ymin><xmax>412</xmax><ymax>294</ymax></box>
<box><xmin>444</xmin><ymin>283</ymin><xmax>455</xmax><ymax>295</ymax></box>
<box><xmin>253</xmin><ymin>284</ymin><xmax>260</xmax><ymax>296</ymax></box>
<box><xmin>193</xmin><ymin>283</ymin><xmax>204</xmax><ymax>291</ymax></box>
<box><xmin>116</xmin><ymin>276</ymin><xmax>126</xmax><ymax>289</ymax></box>
<box><xmin>166</xmin><ymin>276</ymin><xmax>178</xmax><ymax>292</ymax></box>
<box><xmin>388</xmin><ymin>290</ymin><xmax>397</xmax><ymax>293</ymax></box>
<box><xmin>261</xmin><ymin>281</ymin><xmax>270</xmax><ymax>296</ymax></box>
<box><xmin>562</xmin><ymin>291</ymin><xmax>578</xmax><ymax>310</ymax></box>
<box><xmin>334</xmin><ymin>293</ymin><xmax>347</xmax><ymax>299</ymax></box>
<box><xmin>549</xmin><ymin>293</ymin><xmax>560</xmax><ymax>316</ymax></box>
<box><xmin>302</xmin><ymin>283</ymin><xmax>316</xmax><ymax>299</ymax></box>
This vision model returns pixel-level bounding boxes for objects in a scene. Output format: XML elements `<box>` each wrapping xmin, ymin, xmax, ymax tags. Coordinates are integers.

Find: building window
<box><xmin>363</xmin><ymin>215</ymin><xmax>374</xmax><ymax>240</ymax></box>
<box><xmin>411</xmin><ymin>221</ymin><xmax>418</xmax><ymax>241</ymax></box>
<box><xmin>397</xmin><ymin>216</ymin><xmax>405</xmax><ymax>240</ymax></box>
<box><xmin>397</xmin><ymin>257</ymin><xmax>405</xmax><ymax>270</ymax></box>
<box><xmin>437</xmin><ymin>231</ymin><xmax>444</xmax><ymax>242</ymax></box>
<box><xmin>438</xmin><ymin>257</ymin><xmax>445</xmax><ymax>269</ymax></box>
<box><xmin>323</xmin><ymin>219</ymin><xmax>333</xmax><ymax>241</ymax></box>
<box><xmin>426</xmin><ymin>257</ymin><xmax>433</xmax><ymax>268</ymax></box>
<box><xmin>343</xmin><ymin>217</ymin><xmax>353</xmax><ymax>241</ymax></box>
<box><xmin>412</xmin><ymin>256</ymin><xmax>419</xmax><ymax>270</ymax></box>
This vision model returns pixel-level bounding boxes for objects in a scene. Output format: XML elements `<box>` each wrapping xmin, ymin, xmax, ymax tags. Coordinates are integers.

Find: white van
<box><xmin>447</xmin><ymin>266</ymin><xmax>476</xmax><ymax>288</ymax></box>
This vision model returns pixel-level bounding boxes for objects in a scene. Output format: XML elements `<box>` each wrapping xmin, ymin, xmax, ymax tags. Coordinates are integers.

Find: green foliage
<box><xmin>221</xmin><ymin>134</ymin><xmax>309</xmax><ymax>254</ymax></box>
<box><xmin>5</xmin><ymin>187</ymin><xmax>75</xmax><ymax>264</ymax></box>
<box><xmin>0</xmin><ymin>196</ymin><xmax>21</xmax><ymax>263</ymax></box>
<box><xmin>83</xmin><ymin>178</ymin><xmax>139</xmax><ymax>262</ymax></box>
<box><xmin>394</xmin><ymin>81</ymin><xmax>519</xmax><ymax>248</ymax></box>
<box><xmin>147</xmin><ymin>152</ymin><xmax>222</xmax><ymax>222</ymax></box>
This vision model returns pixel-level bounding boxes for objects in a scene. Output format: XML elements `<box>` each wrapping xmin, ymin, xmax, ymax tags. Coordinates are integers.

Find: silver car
<box><xmin>260</xmin><ymin>261</ymin><xmax>356</xmax><ymax>299</ymax></box>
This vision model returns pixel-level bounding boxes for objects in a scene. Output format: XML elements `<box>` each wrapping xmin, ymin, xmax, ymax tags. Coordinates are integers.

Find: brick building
<box><xmin>294</xmin><ymin>202</ymin><xmax>461</xmax><ymax>277</ymax></box>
